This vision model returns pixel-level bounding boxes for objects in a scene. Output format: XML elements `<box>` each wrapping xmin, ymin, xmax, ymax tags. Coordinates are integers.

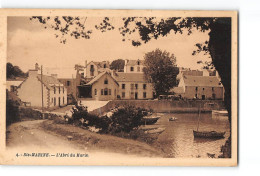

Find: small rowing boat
<box><xmin>169</xmin><ymin>117</ymin><xmax>178</xmax><ymax>121</ymax></box>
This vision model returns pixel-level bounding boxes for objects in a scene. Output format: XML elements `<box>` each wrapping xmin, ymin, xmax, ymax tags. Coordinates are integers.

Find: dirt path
<box><xmin>6</xmin><ymin>120</ymin><xmax>164</xmax><ymax>158</ymax></box>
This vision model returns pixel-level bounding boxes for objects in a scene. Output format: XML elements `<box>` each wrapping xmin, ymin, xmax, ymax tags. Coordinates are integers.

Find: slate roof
<box><xmin>37</xmin><ymin>74</ymin><xmax>63</xmax><ymax>89</ymax></box>
<box><xmin>125</xmin><ymin>60</ymin><xmax>144</xmax><ymax>66</ymax></box>
<box><xmin>114</xmin><ymin>72</ymin><xmax>147</xmax><ymax>82</ymax></box>
<box><xmin>183</xmin><ymin>76</ymin><xmax>222</xmax><ymax>87</ymax></box>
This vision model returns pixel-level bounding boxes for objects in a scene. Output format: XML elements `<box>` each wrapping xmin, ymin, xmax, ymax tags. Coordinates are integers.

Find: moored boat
<box><xmin>169</xmin><ymin>117</ymin><xmax>178</xmax><ymax>121</ymax></box>
<box><xmin>193</xmin><ymin>130</ymin><xmax>225</xmax><ymax>139</ymax></box>
<box><xmin>145</xmin><ymin>127</ymin><xmax>166</xmax><ymax>134</ymax></box>
<box><xmin>141</xmin><ymin>116</ymin><xmax>160</xmax><ymax>125</ymax></box>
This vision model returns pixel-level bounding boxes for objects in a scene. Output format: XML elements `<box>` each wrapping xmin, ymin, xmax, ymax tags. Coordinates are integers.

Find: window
<box><xmin>122</xmin><ymin>92</ymin><xmax>125</xmax><ymax>98</ymax></box>
<box><xmin>108</xmin><ymin>89</ymin><xmax>111</xmax><ymax>95</ymax></box>
<box><xmin>195</xmin><ymin>87</ymin><xmax>198</xmax><ymax>91</ymax></box>
<box><xmin>135</xmin><ymin>84</ymin><xmax>138</xmax><ymax>89</ymax></box>
<box><xmin>54</xmin><ymin>87</ymin><xmax>56</xmax><ymax>94</ymax></box>
<box><xmin>101</xmin><ymin>89</ymin><xmax>104</xmax><ymax>95</ymax></box>
<box><xmin>137</xmin><ymin>67</ymin><xmax>140</xmax><ymax>72</ymax></box>
<box><xmin>104</xmin><ymin>88</ymin><xmax>108</xmax><ymax>95</ymax></box>
<box><xmin>63</xmin><ymin>87</ymin><xmax>64</xmax><ymax>93</ymax></box>
<box><xmin>195</xmin><ymin>94</ymin><xmax>198</xmax><ymax>99</ymax></box>
<box><xmin>143</xmin><ymin>92</ymin><xmax>147</xmax><ymax>98</ymax></box>
<box><xmin>137</xmin><ymin>61</ymin><xmax>140</xmax><ymax>65</ymax></box>
<box><xmin>90</xmin><ymin>65</ymin><xmax>94</xmax><ymax>76</ymax></box>
<box><xmin>212</xmin><ymin>87</ymin><xmax>214</xmax><ymax>91</ymax></box>
<box><xmin>54</xmin><ymin>97</ymin><xmax>56</xmax><ymax>106</ymax></box>
<box><xmin>212</xmin><ymin>93</ymin><xmax>216</xmax><ymax>99</ymax></box>
<box><xmin>122</xmin><ymin>84</ymin><xmax>125</xmax><ymax>89</ymax></box>
<box><xmin>59</xmin><ymin>86</ymin><xmax>60</xmax><ymax>94</ymax></box>
<box><xmin>104</xmin><ymin>64</ymin><xmax>106</xmax><ymax>68</ymax></box>
<box><xmin>63</xmin><ymin>97</ymin><xmax>64</xmax><ymax>104</ymax></box>
<box><xmin>94</xmin><ymin>89</ymin><xmax>97</xmax><ymax>95</ymax></box>
<box><xmin>131</xmin><ymin>84</ymin><xmax>134</xmax><ymax>89</ymax></box>
<box><xmin>104</xmin><ymin>78</ymin><xmax>108</xmax><ymax>84</ymax></box>
<box><xmin>143</xmin><ymin>84</ymin><xmax>147</xmax><ymax>90</ymax></box>
<box><xmin>202</xmin><ymin>88</ymin><xmax>205</xmax><ymax>91</ymax></box>
<box><xmin>130</xmin><ymin>67</ymin><xmax>134</xmax><ymax>72</ymax></box>
<box><xmin>66</xmin><ymin>81</ymin><xmax>70</xmax><ymax>86</ymax></box>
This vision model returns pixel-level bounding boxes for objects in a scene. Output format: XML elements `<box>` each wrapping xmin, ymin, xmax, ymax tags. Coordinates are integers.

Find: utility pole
<box><xmin>41</xmin><ymin>65</ymin><xmax>44</xmax><ymax>113</ymax></box>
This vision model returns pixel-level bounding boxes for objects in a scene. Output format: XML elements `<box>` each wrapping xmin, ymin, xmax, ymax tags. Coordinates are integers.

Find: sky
<box><xmin>7</xmin><ymin>17</ymin><xmax>211</xmax><ymax>78</ymax></box>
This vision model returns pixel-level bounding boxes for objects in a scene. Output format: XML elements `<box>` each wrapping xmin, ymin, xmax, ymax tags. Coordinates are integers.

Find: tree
<box><xmin>143</xmin><ymin>49</ymin><xmax>179</xmax><ymax>97</ymax></box>
<box><xmin>110</xmin><ymin>59</ymin><xmax>125</xmax><ymax>72</ymax></box>
<box><xmin>6</xmin><ymin>62</ymin><xmax>27</xmax><ymax>79</ymax></box>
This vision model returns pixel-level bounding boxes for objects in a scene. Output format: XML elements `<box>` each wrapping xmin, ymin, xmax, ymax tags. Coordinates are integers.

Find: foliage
<box><xmin>109</xmin><ymin>106</ymin><xmax>146</xmax><ymax>133</ymax></box>
<box><xmin>6</xmin><ymin>62</ymin><xmax>27</xmax><ymax>79</ymax></box>
<box><xmin>143</xmin><ymin>49</ymin><xmax>179</xmax><ymax>97</ymax></box>
<box><xmin>6</xmin><ymin>90</ymin><xmax>20</xmax><ymax>126</ymax></box>
<box><xmin>68</xmin><ymin>104</ymin><xmax>147</xmax><ymax>134</ymax></box>
<box><xmin>110</xmin><ymin>59</ymin><xmax>125</xmax><ymax>72</ymax></box>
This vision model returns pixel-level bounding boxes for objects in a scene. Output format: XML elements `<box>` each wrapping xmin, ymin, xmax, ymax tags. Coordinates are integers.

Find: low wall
<box><xmin>89</xmin><ymin>100</ymin><xmax>225</xmax><ymax>116</ymax></box>
<box><xmin>19</xmin><ymin>106</ymin><xmax>62</xmax><ymax>120</ymax></box>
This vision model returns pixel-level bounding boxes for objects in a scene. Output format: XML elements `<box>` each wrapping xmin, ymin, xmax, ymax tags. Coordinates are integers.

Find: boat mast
<box><xmin>196</xmin><ymin>103</ymin><xmax>201</xmax><ymax>131</ymax></box>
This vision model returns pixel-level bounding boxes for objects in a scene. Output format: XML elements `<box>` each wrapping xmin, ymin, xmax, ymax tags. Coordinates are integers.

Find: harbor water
<box><xmin>154</xmin><ymin>113</ymin><xmax>230</xmax><ymax>158</ymax></box>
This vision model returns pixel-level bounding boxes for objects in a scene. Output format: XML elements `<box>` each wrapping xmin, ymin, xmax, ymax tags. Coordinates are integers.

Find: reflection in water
<box><xmin>154</xmin><ymin>113</ymin><xmax>230</xmax><ymax>158</ymax></box>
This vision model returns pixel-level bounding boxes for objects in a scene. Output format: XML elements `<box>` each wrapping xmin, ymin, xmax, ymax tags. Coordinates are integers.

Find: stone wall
<box><xmin>89</xmin><ymin>100</ymin><xmax>225</xmax><ymax>115</ymax></box>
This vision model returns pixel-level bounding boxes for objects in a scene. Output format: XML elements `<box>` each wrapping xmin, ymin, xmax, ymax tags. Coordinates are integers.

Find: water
<box><xmin>154</xmin><ymin>113</ymin><xmax>230</xmax><ymax>158</ymax></box>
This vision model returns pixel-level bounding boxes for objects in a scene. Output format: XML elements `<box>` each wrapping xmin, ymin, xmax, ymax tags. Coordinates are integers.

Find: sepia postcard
<box><xmin>0</xmin><ymin>9</ymin><xmax>237</xmax><ymax>166</ymax></box>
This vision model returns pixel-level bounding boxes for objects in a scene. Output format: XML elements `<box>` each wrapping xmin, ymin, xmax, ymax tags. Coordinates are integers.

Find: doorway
<box><xmin>58</xmin><ymin>97</ymin><xmax>61</xmax><ymax>107</ymax></box>
<box><xmin>135</xmin><ymin>92</ymin><xmax>138</xmax><ymax>99</ymax></box>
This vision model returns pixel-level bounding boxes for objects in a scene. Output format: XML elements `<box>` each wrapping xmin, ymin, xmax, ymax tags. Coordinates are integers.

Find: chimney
<box><xmin>35</xmin><ymin>63</ymin><xmax>39</xmax><ymax>70</ymax></box>
<box><xmin>28</xmin><ymin>69</ymin><xmax>38</xmax><ymax>78</ymax></box>
<box><xmin>51</xmin><ymin>74</ymin><xmax>58</xmax><ymax>79</ymax></box>
<box><xmin>85</xmin><ymin>60</ymin><xmax>88</xmax><ymax>67</ymax></box>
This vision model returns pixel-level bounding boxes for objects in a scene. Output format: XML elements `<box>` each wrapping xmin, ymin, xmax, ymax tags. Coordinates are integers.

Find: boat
<box><xmin>193</xmin><ymin>130</ymin><xmax>225</xmax><ymax>139</ymax></box>
<box><xmin>212</xmin><ymin>110</ymin><xmax>228</xmax><ymax>116</ymax></box>
<box><xmin>141</xmin><ymin>115</ymin><xmax>160</xmax><ymax>125</ymax></box>
<box><xmin>144</xmin><ymin>127</ymin><xmax>165</xmax><ymax>134</ymax></box>
<box><xmin>193</xmin><ymin>103</ymin><xmax>225</xmax><ymax>139</ymax></box>
<box><xmin>169</xmin><ymin>117</ymin><xmax>178</xmax><ymax>121</ymax></box>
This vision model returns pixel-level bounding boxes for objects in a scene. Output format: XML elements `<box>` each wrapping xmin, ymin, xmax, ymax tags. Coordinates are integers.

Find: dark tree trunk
<box><xmin>208</xmin><ymin>18</ymin><xmax>232</xmax><ymax>158</ymax></box>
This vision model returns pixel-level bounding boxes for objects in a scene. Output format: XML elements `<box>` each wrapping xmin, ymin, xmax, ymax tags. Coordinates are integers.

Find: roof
<box><xmin>125</xmin><ymin>60</ymin><xmax>144</xmax><ymax>66</ymax></box>
<box><xmin>183</xmin><ymin>76</ymin><xmax>222</xmax><ymax>87</ymax></box>
<box><xmin>114</xmin><ymin>72</ymin><xmax>147</xmax><ymax>82</ymax></box>
<box><xmin>85</xmin><ymin>72</ymin><xmax>119</xmax><ymax>86</ymax></box>
<box><xmin>87</xmin><ymin>61</ymin><xmax>110</xmax><ymax>69</ymax></box>
<box><xmin>37</xmin><ymin>74</ymin><xmax>64</xmax><ymax>89</ymax></box>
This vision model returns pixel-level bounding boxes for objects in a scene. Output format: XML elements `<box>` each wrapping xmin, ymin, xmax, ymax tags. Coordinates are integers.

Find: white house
<box><xmin>17</xmin><ymin>66</ymin><xmax>67</xmax><ymax>109</ymax></box>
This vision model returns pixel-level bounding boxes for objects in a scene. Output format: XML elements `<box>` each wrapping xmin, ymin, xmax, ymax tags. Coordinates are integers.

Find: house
<box><xmin>17</xmin><ymin>65</ymin><xmax>67</xmax><ymax>108</ymax></box>
<box><xmin>58</xmin><ymin>77</ymin><xmax>78</xmax><ymax>104</ymax></box>
<box><xmin>78</xmin><ymin>71</ymin><xmax>119</xmax><ymax>101</ymax></box>
<box><xmin>113</xmin><ymin>72</ymin><xmax>153</xmax><ymax>100</ymax></box>
<box><xmin>172</xmin><ymin>75</ymin><xmax>224</xmax><ymax>100</ymax></box>
<box><xmin>84</xmin><ymin>60</ymin><xmax>111</xmax><ymax>79</ymax></box>
<box><xmin>124</xmin><ymin>59</ymin><xmax>145</xmax><ymax>73</ymax></box>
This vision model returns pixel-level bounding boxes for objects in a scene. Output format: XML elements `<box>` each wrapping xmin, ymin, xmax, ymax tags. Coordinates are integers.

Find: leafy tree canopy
<box><xmin>6</xmin><ymin>62</ymin><xmax>27</xmax><ymax>79</ymax></box>
<box><xmin>110</xmin><ymin>59</ymin><xmax>125</xmax><ymax>72</ymax></box>
<box><xmin>143</xmin><ymin>49</ymin><xmax>179</xmax><ymax>96</ymax></box>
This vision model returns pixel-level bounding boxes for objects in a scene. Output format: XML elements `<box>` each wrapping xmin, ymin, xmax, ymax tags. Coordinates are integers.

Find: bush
<box><xmin>69</xmin><ymin>104</ymin><xmax>149</xmax><ymax>134</ymax></box>
<box><xmin>6</xmin><ymin>90</ymin><xmax>20</xmax><ymax>126</ymax></box>
<box><xmin>108</xmin><ymin>106</ymin><xmax>147</xmax><ymax>133</ymax></box>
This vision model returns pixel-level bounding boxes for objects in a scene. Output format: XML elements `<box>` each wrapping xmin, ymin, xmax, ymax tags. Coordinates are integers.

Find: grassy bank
<box><xmin>40</xmin><ymin>120</ymin><xmax>165</xmax><ymax>158</ymax></box>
